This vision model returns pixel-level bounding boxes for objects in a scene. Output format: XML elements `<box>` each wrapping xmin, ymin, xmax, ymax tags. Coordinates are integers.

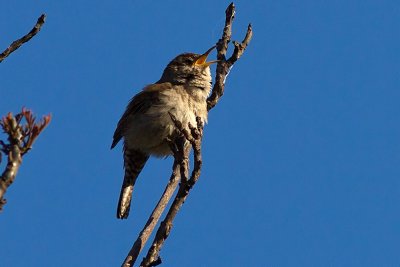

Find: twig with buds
<box><xmin>0</xmin><ymin>108</ymin><xmax>51</xmax><ymax>210</ymax></box>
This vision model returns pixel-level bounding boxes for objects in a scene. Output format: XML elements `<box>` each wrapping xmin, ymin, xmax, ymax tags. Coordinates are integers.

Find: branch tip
<box><xmin>0</xmin><ymin>13</ymin><xmax>46</xmax><ymax>63</ymax></box>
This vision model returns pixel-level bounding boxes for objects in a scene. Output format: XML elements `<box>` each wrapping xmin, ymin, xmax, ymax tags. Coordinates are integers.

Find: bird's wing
<box><xmin>111</xmin><ymin>82</ymin><xmax>172</xmax><ymax>149</ymax></box>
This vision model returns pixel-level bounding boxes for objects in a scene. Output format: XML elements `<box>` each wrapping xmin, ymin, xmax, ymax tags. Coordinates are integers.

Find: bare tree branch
<box><xmin>122</xmin><ymin>156</ymin><xmax>181</xmax><ymax>267</ymax></box>
<box><xmin>207</xmin><ymin>3</ymin><xmax>253</xmax><ymax>111</ymax></box>
<box><xmin>0</xmin><ymin>14</ymin><xmax>46</xmax><ymax>63</ymax></box>
<box><xmin>0</xmin><ymin>109</ymin><xmax>51</xmax><ymax>210</ymax></box>
<box><xmin>140</xmin><ymin>118</ymin><xmax>203</xmax><ymax>267</ymax></box>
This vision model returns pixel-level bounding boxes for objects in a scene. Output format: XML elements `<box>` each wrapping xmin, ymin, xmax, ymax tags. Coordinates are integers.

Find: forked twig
<box><xmin>121</xmin><ymin>146</ymin><xmax>181</xmax><ymax>266</ymax></box>
<box><xmin>207</xmin><ymin>3</ymin><xmax>253</xmax><ymax>111</ymax></box>
<box><xmin>139</xmin><ymin>116</ymin><xmax>203</xmax><ymax>267</ymax></box>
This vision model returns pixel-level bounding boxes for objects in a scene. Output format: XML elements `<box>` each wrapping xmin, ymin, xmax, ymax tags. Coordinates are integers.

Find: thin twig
<box><xmin>0</xmin><ymin>14</ymin><xmax>46</xmax><ymax>63</ymax></box>
<box><xmin>228</xmin><ymin>24</ymin><xmax>253</xmax><ymax>65</ymax></box>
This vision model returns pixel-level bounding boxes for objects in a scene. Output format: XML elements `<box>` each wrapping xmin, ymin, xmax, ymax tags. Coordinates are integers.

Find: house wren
<box><xmin>111</xmin><ymin>46</ymin><xmax>217</xmax><ymax>219</ymax></box>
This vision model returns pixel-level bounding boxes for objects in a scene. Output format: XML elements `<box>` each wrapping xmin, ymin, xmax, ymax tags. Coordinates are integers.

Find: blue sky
<box><xmin>1</xmin><ymin>1</ymin><xmax>400</xmax><ymax>266</ymax></box>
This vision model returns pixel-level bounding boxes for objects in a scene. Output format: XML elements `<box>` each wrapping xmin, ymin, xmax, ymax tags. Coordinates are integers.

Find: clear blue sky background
<box><xmin>1</xmin><ymin>1</ymin><xmax>399</xmax><ymax>266</ymax></box>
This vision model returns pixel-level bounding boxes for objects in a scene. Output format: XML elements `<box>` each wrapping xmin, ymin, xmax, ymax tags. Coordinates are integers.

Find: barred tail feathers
<box><xmin>117</xmin><ymin>149</ymin><xmax>149</xmax><ymax>219</ymax></box>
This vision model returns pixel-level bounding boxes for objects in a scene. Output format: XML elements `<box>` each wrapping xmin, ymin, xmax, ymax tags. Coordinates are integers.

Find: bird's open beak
<box><xmin>194</xmin><ymin>45</ymin><xmax>218</xmax><ymax>67</ymax></box>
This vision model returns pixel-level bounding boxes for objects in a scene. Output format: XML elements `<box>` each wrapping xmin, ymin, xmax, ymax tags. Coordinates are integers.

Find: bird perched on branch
<box><xmin>111</xmin><ymin>46</ymin><xmax>217</xmax><ymax>219</ymax></box>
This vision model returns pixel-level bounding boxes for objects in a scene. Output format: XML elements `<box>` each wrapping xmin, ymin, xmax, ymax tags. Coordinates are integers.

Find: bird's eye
<box><xmin>184</xmin><ymin>59</ymin><xmax>192</xmax><ymax>64</ymax></box>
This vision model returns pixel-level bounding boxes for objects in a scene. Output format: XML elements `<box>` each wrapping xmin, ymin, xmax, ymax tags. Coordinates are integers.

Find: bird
<box><xmin>111</xmin><ymin>46</ymin><xmax>217</xmax><ymax>219</ymax></box>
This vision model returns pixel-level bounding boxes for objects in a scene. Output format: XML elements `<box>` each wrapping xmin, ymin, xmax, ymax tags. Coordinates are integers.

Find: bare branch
<box><xmin>0</xmin><ymin>14</ymin><xmax>46</xmax><ymax>63</ymax></box>
<box><xmin>121</xmin><ymin>154</ymin><xmax>181</xmax><ymax>266</ymax></box>
<box><xmin>0</xmin><ymin>109</ymin><xmax>51</xmax><ymax>210</ymax></box>
<box><xmin>228</xmin><ymin>23</ymin><xmax>253</xmax><ymax>65</ymax></box>
<box><xmin>207</xmin><ymin>3</ymin><xmax>253</xmax><ymax>111</ymax></box>
<box><xmin>217</xmin><ymin>2</ymin><xmax>235</xmax><ymax>60</ymax></box>
<box><xmin>140</xmin><ymin>118</ymin><xmax>203</xmax><ymax>267</ymax></box>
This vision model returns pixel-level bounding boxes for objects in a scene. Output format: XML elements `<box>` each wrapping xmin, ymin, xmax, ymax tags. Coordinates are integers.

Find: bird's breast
<box><xmin>159</xmin><ymin>85</ymin><xmax>208</xmax><ymax>127</ymax></box>
<box><xmin>124</xmin><ymin>85</ymin><xmax>207</xmax><ymax>157</ymax></box>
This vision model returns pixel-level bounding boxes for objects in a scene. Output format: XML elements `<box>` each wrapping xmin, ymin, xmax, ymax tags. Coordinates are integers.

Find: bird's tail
<box><xmin>117</xmin><ymin>148</ymin><xmax>149</xmax><ymax>219</ymax></box>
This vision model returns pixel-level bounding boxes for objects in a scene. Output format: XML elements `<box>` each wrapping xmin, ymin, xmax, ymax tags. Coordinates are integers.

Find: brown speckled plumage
<box><xmin>112</xmin><ymin>48</ymin><xmax>215</xmax><ymax>219</ymax></box>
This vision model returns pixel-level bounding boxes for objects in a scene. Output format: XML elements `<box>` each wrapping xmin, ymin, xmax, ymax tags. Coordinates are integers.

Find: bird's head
<box><xmin>158</xmin><ymin>46</ymin><xmax>217</xmax><ymax>91</ymax></box>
